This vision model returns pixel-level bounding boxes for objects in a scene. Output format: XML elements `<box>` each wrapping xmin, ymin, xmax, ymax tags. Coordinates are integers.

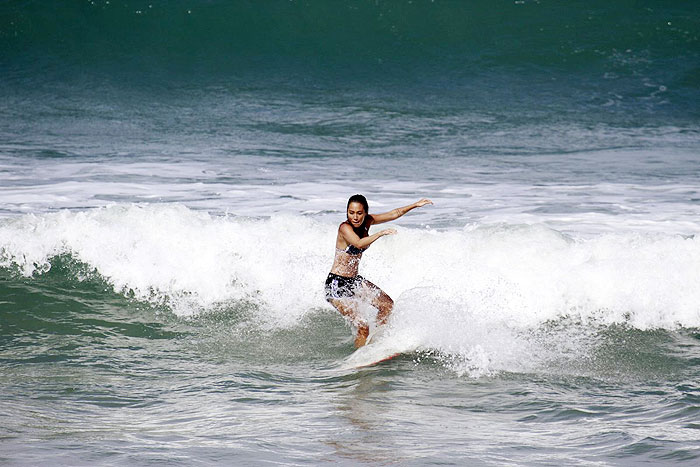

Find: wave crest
<box><xmin>1</xmin><ymin>204</ymin><xmax>699</xmax><ymax>333</ymax></box>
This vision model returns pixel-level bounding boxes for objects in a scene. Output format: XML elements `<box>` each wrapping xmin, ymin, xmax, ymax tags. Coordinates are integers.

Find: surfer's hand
<box><xmin>415</xmin><ymin>198</ymin><xmax>433</xmax><ymax>207</ymax></box>
<box><xmin>382</xmin><ymin>228</ymin><xmax>397</xmax><ymax>236</ymax></box>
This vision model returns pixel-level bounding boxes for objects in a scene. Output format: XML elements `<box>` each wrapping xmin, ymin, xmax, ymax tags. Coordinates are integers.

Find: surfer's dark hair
<box><xmin>347</xmin><ymin>194</ymin><xmax>370</xmax><ymax>237</ymax></box>
<box><xmin>347</xmin><ymin>194</ymin><xmax>369</xmax><ymax>213</ymax></box>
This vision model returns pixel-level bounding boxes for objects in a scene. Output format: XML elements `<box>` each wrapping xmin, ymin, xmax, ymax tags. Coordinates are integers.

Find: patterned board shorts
<box><xmin>324</xmin><ymin>273</ymin><xmax>365</xmax><ymax>301</ymax></box>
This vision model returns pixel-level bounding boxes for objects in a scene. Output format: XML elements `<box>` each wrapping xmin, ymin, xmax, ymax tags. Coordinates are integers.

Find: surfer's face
<box><xmin>347</xmin><ymin>202</ymin><xmax>366</xmax><ymax>228</ymax></box>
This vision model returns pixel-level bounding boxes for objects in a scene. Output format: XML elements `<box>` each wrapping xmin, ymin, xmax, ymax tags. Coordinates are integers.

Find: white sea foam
<box><xmin>1</xmin><ymin>204</ymin><xmax>699</xmax><ymax>374</ymax></box>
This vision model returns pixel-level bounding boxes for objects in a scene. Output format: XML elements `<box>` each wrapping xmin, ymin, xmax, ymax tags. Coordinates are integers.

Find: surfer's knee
<box><xmin>378</xmin><ymin>293</ymin><xmax>393</xmax><ymax>310</ymax></box>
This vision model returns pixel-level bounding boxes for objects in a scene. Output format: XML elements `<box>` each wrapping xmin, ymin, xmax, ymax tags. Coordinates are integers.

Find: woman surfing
<box><xmin>325</xmin><ymin>194</ymin><xmax>433</xmax><ymax>347</ymax></box>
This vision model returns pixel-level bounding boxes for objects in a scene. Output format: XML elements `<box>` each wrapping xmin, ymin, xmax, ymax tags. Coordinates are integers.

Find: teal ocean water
<box><xmin>2</xmin><ymin>1</ymin><xmax>700</xmax><ymax>465</ymax></box>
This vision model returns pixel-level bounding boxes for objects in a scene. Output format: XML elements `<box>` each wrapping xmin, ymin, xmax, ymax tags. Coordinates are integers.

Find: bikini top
<box><xmin>335</xmin><ymin>244</ymin><xmax>365</xmax><ymax>256</ymax></box>
<box><xmin>344</xmin><ymin>244</ymin><xmax>365</xmax><ymax>256</ymax></box>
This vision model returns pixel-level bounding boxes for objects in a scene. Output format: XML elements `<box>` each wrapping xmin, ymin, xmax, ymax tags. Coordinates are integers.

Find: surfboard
<box><xmin>340</xmin><ymin>331</ymin><xmax>419</xmax><ymax>370</ymax></box>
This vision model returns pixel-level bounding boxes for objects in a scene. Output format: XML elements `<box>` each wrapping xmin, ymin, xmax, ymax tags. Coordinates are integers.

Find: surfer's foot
<box><xmin>354</xmin><ymin>324</ymin><xmax>370</xmax><ymax>348</ymax></box>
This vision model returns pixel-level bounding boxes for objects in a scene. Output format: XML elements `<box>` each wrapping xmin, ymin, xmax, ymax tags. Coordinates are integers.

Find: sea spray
<box><xmin>0</xmin><ymin>205</ymin><xmax>700</xmax><ymax>355</ymax></box>
<box><xmin>2</xmin><ymin>204</ymin><xmax>699</xmax><ymax>335</ymax></box>
<box><xmin>0</xmin><ymin>205</ymin><xmax>334</xmax><ymax>325</ymax></box>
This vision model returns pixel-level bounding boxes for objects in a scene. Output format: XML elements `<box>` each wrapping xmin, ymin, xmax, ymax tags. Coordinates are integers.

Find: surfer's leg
<box><xmin>329</xmin><ymin>299</ymin><xmax>370</xmax><ymax>347</ymax></box>
<box><xmin>374</xmin><ymin>290</ymin><xmax>394</xmax><ymax>325</ymax></box>
<box><xmin>360</xmin><ymin>279</ymin><xmax>394</xmax><ymax>326</ymax></box>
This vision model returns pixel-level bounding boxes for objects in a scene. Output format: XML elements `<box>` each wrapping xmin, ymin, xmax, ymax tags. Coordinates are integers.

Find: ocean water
<box><xmin>1</xmin><ymin>0</ymin><xmax>700</xmax><ymax>465</ymax></box>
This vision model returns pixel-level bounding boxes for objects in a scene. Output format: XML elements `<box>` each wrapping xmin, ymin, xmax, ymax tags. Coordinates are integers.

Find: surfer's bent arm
<box><xmin>339</xmin><ymin>223</ymin><xmax>395</xmax><ymax>249</ymax></box>
<box><xmin>370</xmin><ymin>198</ymin><xmax>433</xmax><ymax>225</ymax></box>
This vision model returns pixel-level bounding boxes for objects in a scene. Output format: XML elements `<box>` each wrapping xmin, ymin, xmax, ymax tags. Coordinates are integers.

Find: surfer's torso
<box><xmin>330</xmin><ymin>219</ymin><xmax>371</xmax><ymax>277</ymax></box>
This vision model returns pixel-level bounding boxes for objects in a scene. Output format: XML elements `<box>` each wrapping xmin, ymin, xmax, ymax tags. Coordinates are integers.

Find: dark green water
<box><xmin>2</xmin><ymin>0</ymin><xmax>699</xmax><ymax>124</ymax></box>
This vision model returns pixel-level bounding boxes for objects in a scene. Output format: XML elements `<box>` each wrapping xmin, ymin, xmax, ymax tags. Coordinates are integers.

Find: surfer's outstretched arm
<box><xmin>370</xmin><ymin>198</ymin><xmax>433</xmax><ymax>225</ymax></box>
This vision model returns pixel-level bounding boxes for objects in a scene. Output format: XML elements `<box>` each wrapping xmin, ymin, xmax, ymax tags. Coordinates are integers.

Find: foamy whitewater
<box><xmin>2</xmin><ymin>202</ymin><xmax>699</xmax><ymax>374</ymax></box>
<box><xmin>2</xmin><ymin>1</ymin><xmax>699</xmax><ymax>465</ymax></box>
